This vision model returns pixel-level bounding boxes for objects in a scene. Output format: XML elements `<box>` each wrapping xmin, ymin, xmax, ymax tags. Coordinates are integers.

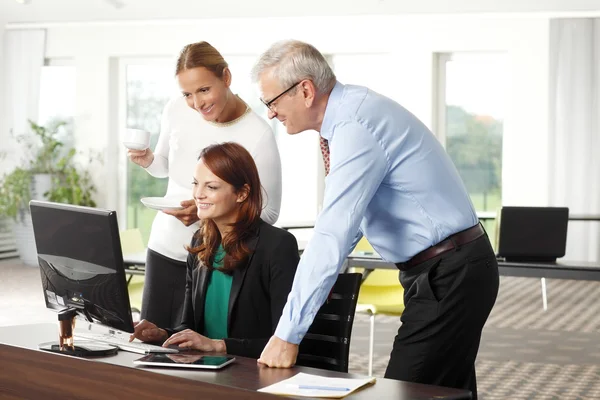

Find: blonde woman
<box><xmin>128</xmin><ymin>42</ymin><xmax>282</xmax><ymax>329</ymax></box>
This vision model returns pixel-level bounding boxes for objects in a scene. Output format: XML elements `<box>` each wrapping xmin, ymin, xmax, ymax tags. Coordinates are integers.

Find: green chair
<box><xmin>119</xmin><ymin>228</ymin><xmax>145</xmax><ymax>319</ymax></box>
<box><xmin>351</xmin><ymin>238</ymin><xmax>404</xmax><ymax>376</ymax></box>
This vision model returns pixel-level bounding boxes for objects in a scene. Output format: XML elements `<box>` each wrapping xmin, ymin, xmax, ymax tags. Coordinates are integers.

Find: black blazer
<box><xmin>169</xmin><ymin>220</ymin><xmax>299</xmax><ymax>358</ymax></box>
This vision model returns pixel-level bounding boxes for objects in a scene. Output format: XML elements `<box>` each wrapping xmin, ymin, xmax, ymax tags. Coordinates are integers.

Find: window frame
<box><xmin>432</xmin><ymin>50</ymin><xmax>508</xmax><ymax>220</ymax></box>
<box><xmin>116</xmin><ymin>57</ymin><xmax>175</xmax><ymax>231</ymax></box>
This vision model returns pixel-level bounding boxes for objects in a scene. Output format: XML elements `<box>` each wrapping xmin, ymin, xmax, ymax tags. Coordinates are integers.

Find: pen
<box><xmin>298</xmin><ymin>385</ymin><xmax>351</xmax><ymax>391</ymax></box>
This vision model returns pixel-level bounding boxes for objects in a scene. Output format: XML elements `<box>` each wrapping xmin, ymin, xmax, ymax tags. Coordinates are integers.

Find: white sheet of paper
<box><xmin>258</xmin><ymin>372</ymin><xmax>376</xmax><ymax>398</ymax></box>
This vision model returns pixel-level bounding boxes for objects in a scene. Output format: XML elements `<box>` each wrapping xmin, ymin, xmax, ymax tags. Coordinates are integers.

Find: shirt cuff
<box><xmin>274</xmin><ymin>321</ymin><xmax>305</xmax><ymax>345</ymax></box>
<box><xmin>144</xmin><ymin>159</ymin><xmax>161</xmax><ymax>177</ymax></box>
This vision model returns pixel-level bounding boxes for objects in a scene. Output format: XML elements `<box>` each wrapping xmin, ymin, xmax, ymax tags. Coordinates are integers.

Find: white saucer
<box><xmin>123</xmin><ymin>141</ymin><xmax>149</xmax><ymax>151</ymax></box>
<box><xmin>140</xmin><ymin>197</ymin><xmax>184</xmax><ymax>211</ymax></box>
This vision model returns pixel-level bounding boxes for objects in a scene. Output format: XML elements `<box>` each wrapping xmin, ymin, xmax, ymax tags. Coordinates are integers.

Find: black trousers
<box><xmin>140</xmin><ymin>249</ymin><xmax>187</xmax><ymax>329</ymax></box>
<box><xmin>384</xmin><ymin>234</ymin><xmax>499</xmax><ymax>399</ymax></box>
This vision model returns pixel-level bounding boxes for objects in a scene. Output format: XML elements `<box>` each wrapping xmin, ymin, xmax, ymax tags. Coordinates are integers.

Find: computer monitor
<box><xmin>496</xmin><ymin>206</ymin><xmax>569</xmax><ymax>262</ymax></box>
<box><xmin>30</xmin><ymin>200</ymin><xmax>134</xmax><ymax>334</ymax></box>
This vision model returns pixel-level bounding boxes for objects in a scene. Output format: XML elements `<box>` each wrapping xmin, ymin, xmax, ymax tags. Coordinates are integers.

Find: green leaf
<box><xmin>0</xmin><ymin>119</ymin><xmax>99</xmax><ymax>219</ymax></box>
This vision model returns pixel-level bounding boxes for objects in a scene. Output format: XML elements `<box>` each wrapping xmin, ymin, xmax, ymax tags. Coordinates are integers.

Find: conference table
<box><xmin>346</xmin><ymin>253</ymin><xmax>600</xmax><ymax>311</ymax></box>
<box><xmin>345</xmin><ymin>254</ymin><xmax>600</xmax><ymax>281</ymax></box>
<box><xmin>125</xmin><ymin>250</ymin><xmax>600</xmax><ymax>282</ymax></box>
<box><xmin>124</xmin><ymin>239</ymin><xmax>600</xmax><ymax>312</ymax></box>
<box><xmin>0</xmin><ymin>323</ymin><xmax>471</xmax><ymax>400</ymax></box>
<box><xmin>124</xmin><ymin>215</ymin><xmax>600</xmax><ymax>280</ymax></box>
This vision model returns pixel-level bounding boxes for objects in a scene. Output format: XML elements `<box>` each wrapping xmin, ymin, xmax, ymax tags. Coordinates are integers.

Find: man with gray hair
<box><xmin>253</xmin><ymin>40</ymin><xmax>498</xmax><ymax>398</ymax></box>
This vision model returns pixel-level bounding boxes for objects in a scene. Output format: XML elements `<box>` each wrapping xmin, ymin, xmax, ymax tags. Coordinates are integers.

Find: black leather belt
<box><xmin>395</xmin><ymin>223</ymin><xmax>485</xmax><ymax>271</ymax></box>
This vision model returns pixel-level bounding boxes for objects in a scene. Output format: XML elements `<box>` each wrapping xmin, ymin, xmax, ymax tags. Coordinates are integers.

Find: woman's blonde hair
<box><xmin>175</xmin><ymin>41</ymin><xmax>228</xmax><ymax>78</ymax></box>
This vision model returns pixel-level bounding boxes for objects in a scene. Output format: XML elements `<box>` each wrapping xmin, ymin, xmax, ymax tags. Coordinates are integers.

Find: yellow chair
<box><xmin>352</xmin><ymin>237</ymin><xmax>405</xmax><ymax>376</ymax></box>
<box><xmin>119</xmin><ymin>229</ymin><xmax>145</xmax><ymax>318</ymax></box>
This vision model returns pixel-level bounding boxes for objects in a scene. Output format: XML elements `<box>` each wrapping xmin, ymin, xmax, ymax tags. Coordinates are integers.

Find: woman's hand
<box><xmin>162</xmin><ymin>329</ymin><xmax>226</xmax><ymax>352</ymax></box>
<box><xmin>127</xmin><ymin>148</ymin><xmax>154</xmax><ymax>168</ymax></box>
<box><xmin>129</xmin><ymin>319</ymin><xmax>168</xmax><ymax>343</ymax></box>
<box><xmin>162</xmin><ymin>199</ymin><xmax>199</xmax><ymax>226</ymax></box>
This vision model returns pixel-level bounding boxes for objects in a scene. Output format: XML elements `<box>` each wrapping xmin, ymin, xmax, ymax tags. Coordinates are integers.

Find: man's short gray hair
<box><xmin>251</xmin><ymin>40</ymin><xmax>336</xmax><ymax>95</ymax></box>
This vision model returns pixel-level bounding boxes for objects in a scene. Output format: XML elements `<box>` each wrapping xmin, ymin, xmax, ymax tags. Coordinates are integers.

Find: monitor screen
<box><xmin>30</xmin><ymin>200</ymin><xmax>134</xmax><ymax>333</ymax></box>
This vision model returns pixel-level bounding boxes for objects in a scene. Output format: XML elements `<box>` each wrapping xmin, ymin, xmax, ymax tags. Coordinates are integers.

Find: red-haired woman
<box><xmin>130</xmin><ymin>142</ymin><xmax>298</xmax><ymax>358</ymax></box>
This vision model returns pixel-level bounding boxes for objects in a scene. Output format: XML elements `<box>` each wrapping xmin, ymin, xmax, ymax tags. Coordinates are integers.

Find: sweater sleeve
<box><xmin>144</xmin><ymin>97</ymin><xmax>176</xmax><ymax>178</ymax></box>
<box><xmin>251</xmin><ymin>127</ymin><xmax>282</xmax><ymax>225</ymax></box>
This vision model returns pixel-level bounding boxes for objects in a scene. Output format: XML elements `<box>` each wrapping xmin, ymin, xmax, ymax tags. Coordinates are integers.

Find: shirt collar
<box><xmin>320</xmin><ymin>81</ymin><xmax>344</xmax><ymax>141</ymax></box>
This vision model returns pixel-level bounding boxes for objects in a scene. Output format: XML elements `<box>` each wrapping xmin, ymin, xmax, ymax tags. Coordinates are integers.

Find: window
<box><xmin>38</xmin><ymin>59</ymin><xmax>76</xmax><ymax>147</ymax></box>
<box><xmin>331</xmin><ymin>54</ymin><xmax>395</xmax><ymax>98</ymax></box>
<box><xmin>122</xmin><ymin>61</ymin><xmax>179</xmax><ymax>245</ymax></box>
<box><xmin>226</xmin><ymin>55</ymin><xmax>266</xmax><ymax>118</ymax></box>
<box><xmin>228</xmin><ymin>55</ymin><xmax>321</xmax><ymax>228</ymax></box>
<box><xmin>436</xmin><ymin>53</ymin><xmax>507</xmax><ymax>244</ymax></box>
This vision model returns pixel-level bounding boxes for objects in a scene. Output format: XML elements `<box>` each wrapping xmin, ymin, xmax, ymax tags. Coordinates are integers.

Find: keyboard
<box><xmin>75</xmin><ymin>331</ymin><xmax>178</xmax><ymax>355</ymax></box>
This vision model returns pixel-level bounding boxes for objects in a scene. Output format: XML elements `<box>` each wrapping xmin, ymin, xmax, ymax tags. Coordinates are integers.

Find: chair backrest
<box><xmin>296</xmin><ymin>273</ymin><xmax>362</xmax><ymax>372</ymax></box>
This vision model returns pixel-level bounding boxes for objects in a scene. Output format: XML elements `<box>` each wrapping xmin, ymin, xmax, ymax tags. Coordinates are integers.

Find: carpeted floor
<box><xmin>2</xmin><ymin>258</ymin><xmax>600</xmax><ymax>399</ymax></box>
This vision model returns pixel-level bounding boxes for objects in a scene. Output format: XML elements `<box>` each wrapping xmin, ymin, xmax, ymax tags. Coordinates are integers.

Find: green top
<box><xmin>203</xmin><ymin>244</ymin><xmax>233</xmax><ymax>340</ymax></box>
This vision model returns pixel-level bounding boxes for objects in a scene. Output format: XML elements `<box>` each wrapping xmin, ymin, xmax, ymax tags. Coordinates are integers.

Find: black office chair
<box><xmin>296</xmin><ymin>273</ymin><xmax>362</xmax><ymax>372</ymax></box>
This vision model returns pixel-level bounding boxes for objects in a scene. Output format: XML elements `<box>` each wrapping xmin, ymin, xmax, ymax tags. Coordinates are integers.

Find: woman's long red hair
<box><xmin>187</xmin><ymin>142</ymin><xmax>263</xmax><ymax>272</ymax></box>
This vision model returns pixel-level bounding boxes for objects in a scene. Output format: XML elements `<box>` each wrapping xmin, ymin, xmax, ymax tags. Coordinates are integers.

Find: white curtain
<box><xmin>1</xmin><ymin>29</ymin><xmax>46</xmax><ymax>172</ymax></box>
<box><xmin>548</xmin><ymin>18</ymin><xmax>600</xmax><ymax>262</ymax></box>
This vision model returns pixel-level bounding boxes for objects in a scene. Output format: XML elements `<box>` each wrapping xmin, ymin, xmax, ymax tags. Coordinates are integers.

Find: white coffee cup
<box><xmin>123</xmin><ymin>129</ymin><xmax>150</xmax><ymax>151</ymax></box>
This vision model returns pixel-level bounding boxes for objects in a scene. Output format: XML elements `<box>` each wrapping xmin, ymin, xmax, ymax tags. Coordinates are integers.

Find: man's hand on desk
<box><xmin>162</xmin><ymin>199</ymin><xmax>199</xmax><ymax>227</ymax></box>
<box><xmin>257</xmin><ymin>335</ymin><xmax>298</xmax><ymax>368</ymax></box>
<box><xmin>130</xmin><ymin>319</ymin><xmax>168</xmax><ymax>343</ymax></box>
<box><xmin>162</xmin><ymin>329</ymin><xmax>226</xmax><ymax>353</ymax></box>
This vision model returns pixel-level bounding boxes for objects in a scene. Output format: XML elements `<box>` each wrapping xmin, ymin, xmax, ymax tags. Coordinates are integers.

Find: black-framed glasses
<box><xmin>261</xmin><ymin>81</ymin><xmax>301</xmax><ymax>111</ymax></box>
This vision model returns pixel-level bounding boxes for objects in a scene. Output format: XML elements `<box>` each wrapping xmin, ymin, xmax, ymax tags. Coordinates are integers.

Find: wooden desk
<box><xmin>0</xmin><ymin>343</ymin><xmax>265</xmax><ymax>400</ymax></box>
<box><xmin>0</xmin><ymin>323</ymin><xmax>471</xmax><ymax>400</ymax></box>
<box><xmin>346</xmin><ymin>254</ymin><xmax>600</xmax><ymax>281</ymax></box>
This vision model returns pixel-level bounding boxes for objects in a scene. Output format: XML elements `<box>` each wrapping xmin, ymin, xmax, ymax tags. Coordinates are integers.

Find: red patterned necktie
<box><xmin>319</xmin><ymin>136</ymin><xmax>330</xmax><ymax>176</ymax></box>
<box><xmin>320</xmin><ymin>136</ymin><xmax>334</xmax><ymax>303</ymax></box>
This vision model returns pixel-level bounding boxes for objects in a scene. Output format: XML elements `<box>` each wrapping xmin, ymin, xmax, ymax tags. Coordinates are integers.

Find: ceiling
<box><xmin>1</xmin><ymin>0</ymin><xmax>600</xmax><ymax>25</ymax></box>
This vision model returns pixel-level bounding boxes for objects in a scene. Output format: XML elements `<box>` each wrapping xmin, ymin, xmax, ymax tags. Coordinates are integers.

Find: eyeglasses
<box><xmin>260</xmin><ymin>81</ymin><xmax>301</xmax><ymax>112</ymax></box>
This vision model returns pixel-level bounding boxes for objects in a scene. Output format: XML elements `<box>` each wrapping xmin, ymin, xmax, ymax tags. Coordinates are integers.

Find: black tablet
<box><xmin>133</xmin><ymin>353</ymin><xmax>235</xmax><ymax>369</ymax></box>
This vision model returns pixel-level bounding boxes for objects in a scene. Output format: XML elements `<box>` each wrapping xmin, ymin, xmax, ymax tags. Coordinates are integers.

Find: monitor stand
<box><xmin>38</xmin><ymin>308</ymin><xmax>118</xmax><ymax>357</ymax></box>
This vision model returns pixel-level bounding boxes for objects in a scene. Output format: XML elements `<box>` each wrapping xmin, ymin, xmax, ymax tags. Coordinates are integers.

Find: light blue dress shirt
<box><xmin>275</xmin><ymin>82</ymin><xmax>479</xmax><ymax>344</ymax></box>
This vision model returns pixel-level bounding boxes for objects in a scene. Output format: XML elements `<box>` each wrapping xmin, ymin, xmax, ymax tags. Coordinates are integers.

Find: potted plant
<box><xmin>0</xmin><ymin>119</ymin><xmax>98</xmax><ymax>266</ymax></box>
